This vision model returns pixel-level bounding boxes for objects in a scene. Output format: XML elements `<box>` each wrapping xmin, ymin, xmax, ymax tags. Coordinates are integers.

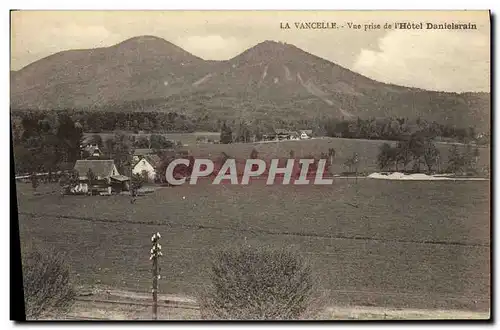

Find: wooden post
<box><xmin>152</xmin><ymin>254</ymin><xmax>158</xmax><ymax>320</ymax></box>
<box><xmin>150</xmin><ymin>232</ymin><xmax>162</xmax><ymax>320</ymax></box>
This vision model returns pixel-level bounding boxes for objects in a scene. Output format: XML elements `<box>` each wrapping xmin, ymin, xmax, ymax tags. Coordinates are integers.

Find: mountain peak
<box><xmin>232</xmin><ymin>40</ymin><xmax>298</xmax><ymax>64</ymax></box>
<box><xmin>112</xmin><ymin>35</ymin><xmax>203</xmax><ymax>62</ymax></box>
<box><xmin>115</xmin><ymin>35</ymin><xmax>175</xmax><ymax>49</ymax></box>
<box><xmin>253</xmin><ymin>40</ymin><xmax>293</xmax><ymax>52</ymax></box>
<box><xmin>120</xmin><ymin>35</ymin><xmax>168</xmax><ymax>43</ymax></box>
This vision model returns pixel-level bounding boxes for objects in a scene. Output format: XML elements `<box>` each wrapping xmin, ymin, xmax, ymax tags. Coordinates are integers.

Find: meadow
<box><xmin>16</xmin><ymin>178</ymin><xmax>490</xmax><ymax>312</ymax></box>
<box><xmin>85</xmin><ymin>132</ymin><xmax>490</xmax><ymax>175</ymax></box>
<box><xmin>187</xmin><ymin>138</ymin><xmax>490</xmax><ymax>175</ymax></box>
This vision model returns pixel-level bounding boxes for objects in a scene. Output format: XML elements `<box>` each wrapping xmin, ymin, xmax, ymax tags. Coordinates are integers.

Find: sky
<box><xmin>10</xmin><ymin>10</ymin><xmax>490</xmax><ymax>92</ymax></box>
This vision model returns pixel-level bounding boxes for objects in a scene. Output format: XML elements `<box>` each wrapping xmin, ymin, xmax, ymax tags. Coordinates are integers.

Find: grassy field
<box><xmin>186</xmin><ymin>138</ymin><xmax>490</xmax><ymax>175</ymax></box>
<box><xmin>16</xmin><ymin>178</ymin><xmax>490</xmax><ymax>312</ymax></box>
<box><xmin>85</xmin><ymin>132</ymin><xmax>490</xmax><ymax>175</ymax></box>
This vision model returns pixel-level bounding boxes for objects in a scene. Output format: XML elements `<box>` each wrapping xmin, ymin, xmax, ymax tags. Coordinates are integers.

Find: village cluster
<box><xmin>59</xmin><ymin>128</ymin><xmax>317</xmax><ymax>195</ymax></box>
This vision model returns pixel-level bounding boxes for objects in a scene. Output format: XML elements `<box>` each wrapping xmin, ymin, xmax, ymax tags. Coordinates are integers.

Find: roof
<box><xmin>110</xmin><ymin>175</ymin><xmax>130</xmax><ymax>182</ymax></box>
<box><xmin>81</xmin><ymin>135</ymin><xmax>94</xmax><ymax>145</ymax></box>
<box><xmin>275</xmin><ymin>129</ymin><xmax>296</xmax><ymax>135</ymax></box>
<box><xmin>74</xmin><ymin>160</ymin><xmax>117</xmax><ymax>179</ymax></box>
<box><xmin>84</xmin><ymin>145</ymin><xmax>101</xmax><ymax>154</ymax></box>
<box><xmin>133</xmin><ymin>148</ymin><xmax>155</xmax><ymax>156</ymax></box>
<box><xmin>143</xmin><ymin>154</ymin><xmax>162</xmax><ymax>169</ymax></box>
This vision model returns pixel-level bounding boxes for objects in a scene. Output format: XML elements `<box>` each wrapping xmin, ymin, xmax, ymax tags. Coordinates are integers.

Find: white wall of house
<box><xmin>132</xmin><ymin>159</ymin><xmax>156</xmax><ymax>182</ymax></box>
<box><xmin>111</xmin><ymin>165</ymin><xmax>119</xmax><ymax>176</ymax></box>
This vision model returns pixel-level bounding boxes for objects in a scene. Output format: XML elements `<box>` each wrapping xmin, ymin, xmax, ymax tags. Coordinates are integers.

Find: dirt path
<box><xmin>48</xmin><ymin>287</ymin><xmax>490</xmax><ymax>320</ymax></box>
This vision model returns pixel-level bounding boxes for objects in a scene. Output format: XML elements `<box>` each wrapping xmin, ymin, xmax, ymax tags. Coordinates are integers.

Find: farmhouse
<box><xmin>299</xmin><ymin>130</ymin><xmax>312</xmax><ymax>139</ymax></box>
<box><xmin>80</xmin><ymin>136</ymin><xmax>103</xmax><ymax>158</ymax></box>
<box><xmin>73</xmin><ymin>160</ymin><xmax>129</xmax><ymax>194</ymax></box>
<box><xmin>84</xmin><ymin>144</ymin><xmax>103</xmax><ymax>158</ymax></box>
<box><xmin>133</xmin><ymin>155</ymin><xmax>162</xmax><ymax>182</ymax></box>
<box><xmin>263</xmin><ymin>129</ymin><xmax>299</xmax><ymax>141</ymax></box>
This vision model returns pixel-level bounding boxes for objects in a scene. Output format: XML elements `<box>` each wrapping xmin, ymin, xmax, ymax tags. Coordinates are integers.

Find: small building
<box><xmin>132</xmin><ymin>155</ymin><xmax>162</xmax><ymax>182</ymax></box>
<box><xmin>84</xmin><ymin>144</ymin><xmax>103</xmax><ymax>158</ymax></box>
<box><xmin>299</xmin><ymin>130</ymin><xmax>313</xmax><ymax>139</ymax></box>
<box><xmin>263</xmin><ymin>129</ymin><xmax>298</xmax><ymax>141</ymax></box>
<box><xmin>73</xmin><ymin>159</ymin><xmax>129</xmax><ymax>194</ymax></box>
<box><xmin>80</xmin><ymin>135</ymin><xmax>103</xmax><ymax>159</ymax></box>
<box><xmin>110</xmin><ymin>174</ymin><xmax>131</xmax><ymax>192</ymax></box>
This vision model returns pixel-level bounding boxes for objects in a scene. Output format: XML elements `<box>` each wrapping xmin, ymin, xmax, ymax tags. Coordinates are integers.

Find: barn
<box><xmin>73</xmin><ymin>160</ymin><xmax>129</xmax><ymax>194</ymax></box>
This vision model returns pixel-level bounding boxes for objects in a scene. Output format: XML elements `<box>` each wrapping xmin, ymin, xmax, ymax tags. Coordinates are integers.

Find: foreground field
<box><xmin>51</xmin><ymin>288</ymin><xmax>489</xmax><ymax>320</ymax></box>
<box><xmin>16</xmin><ymin>179</ymin><xmax>490</xmax><ymax>312</ymax></box>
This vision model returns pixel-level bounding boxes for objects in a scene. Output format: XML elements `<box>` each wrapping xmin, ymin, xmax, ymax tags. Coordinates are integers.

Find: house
<box><xmin>83</xmin><ymin>144</ymin><xmax>103</xmax><ymax>158</ymax></box>
<box><xmin>80</xmin><ymin>136</ymin><xmax>103</xmax><ymax>159</ymax></box>
<box><xmin>132</xmin><ymin>155</ymin><xmax>162</xmax><ymax>182</ymax></box>
<box><xmin>110</xmin><ymin>175</ymin><xmax>131</xmax><ymax>192</ymax></box>
<box><xmin>263</xmin><ymin>129</ymin><xmax>298</xmax><ymax>141</ymax></box>
<box><xmin>299</xmin><ymin>130</ymin><xmax>313</xmax><ymax>139</ymax></box>
<box><xmin>73</xmin><ymin>160</ymin><xmax>129</xmax><ymax>194</ymax></box>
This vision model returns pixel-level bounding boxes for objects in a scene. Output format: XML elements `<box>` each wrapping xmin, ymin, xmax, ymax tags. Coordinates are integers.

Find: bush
<box><xmin>21</xmin><ymin>243</ymin><xmax>75</xmax><ymax>319</ymax></box>
<box><xmin>199</xmin><ymin>246</ymin><xmax>319</xmax><ymax>320</ymax></box>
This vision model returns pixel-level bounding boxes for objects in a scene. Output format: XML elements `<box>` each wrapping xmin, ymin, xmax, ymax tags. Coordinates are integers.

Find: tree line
<box><xmin>11</xmin><ymin>109</ymin><xmax>489</xmax><ymax>176</ymax></box>
<box><xmin>12</xmin><ymin>109</ymin><xmax>489</xmax><ymax>145</ymax></box>
<box><xmin>377</xmin><ymin>131</ymin><xmax>483</xmax><ymax>175</ymax></box>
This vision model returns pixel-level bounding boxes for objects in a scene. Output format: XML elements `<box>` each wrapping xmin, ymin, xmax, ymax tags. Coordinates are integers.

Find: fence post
<box><xmin>150</xmin><ymin>232</ymin><xmax>162</xmax><ymax>320</ymax></box>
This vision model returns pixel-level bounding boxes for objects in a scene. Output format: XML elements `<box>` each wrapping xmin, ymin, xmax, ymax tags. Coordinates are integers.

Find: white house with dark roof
<box><xmin>299</xmin><ymin>130</ymin><xmax>312</xmax><ymax>139</ymax></box>
<box><xmin>132</xmin><ymin>155</ymin><xmax>162</xmax><ymax>182</ymax></box>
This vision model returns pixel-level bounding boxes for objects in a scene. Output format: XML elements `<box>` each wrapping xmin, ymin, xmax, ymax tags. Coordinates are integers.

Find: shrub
<box><xmin>199</xmin><ymin>246</ymin><xmax>319</xmax><ymax>320</ymax></box>
<box><xmin>21</xmin><ymin>243</ymin><xmax>75</xmax><ymax>319</ymax></box>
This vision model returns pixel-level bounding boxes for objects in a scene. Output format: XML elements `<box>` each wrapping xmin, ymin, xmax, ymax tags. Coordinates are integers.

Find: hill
<box><xmin>10</xmin><ymin>37</ymin><xmax>490</xmax><ymax>131</ymax></box>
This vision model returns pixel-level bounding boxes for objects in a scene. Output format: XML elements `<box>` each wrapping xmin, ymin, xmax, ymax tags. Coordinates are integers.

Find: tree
<box><xmin>220</xmin><ymin>122</ymin><xmax>233</xmax><ymax>144</ymax></box>
<box><xmin>90</xmin><ymin>134</ymin><xmax>103</xmax><ymax>147</ymax></box>
<box><xmin>31</xmin><ymin>173</ymin><xmax>39</xmax><ymax>192</ymax></box>
<box><xmin>55</xmin><ymin>114</ymin><xmax>83</xmax><ymax>163</ymax></box>
<box><xmin>327</xmin><ymin>148</ymin><xmax>335</xmax><ymax>165</ymax></box>
<box><xmin>396</xmin><ymin>141</ymin><xmax>411</xmax><ymax>172</ymax></box>
<box><xmin>199</xmin><ymin>246</ymin><xmax>318</xmax><ymax>320</ymax></box>
<box><xmin>22</xmin><ymin>243</ymin><xmax>75</xmax><ymax>319</ymax></box>
<box><xmin>447</xmin><ymin>145</ymin><xmax>464</xmax><ymax>174</ymax></box>
<box><xmin>422</xmin><ymin>141</ymin><xmax>440</xmax><ymax>173</ymax></box>
<box><xmin>344</xmin><ymin>152</ymin><xmax>359</xmax><ymax>174</ymax></box>
<box><xmin>135</xmin><ymin>136</ymin><xmax>150</xmax><ymax>149</ymax></box>
<box><xmin>235</xmin><ymin>120</ymin><xmax>251</xmax><ymax>143</ymax></box>
<box><xmin>106</xmin><ymin>132</ymin><xmax>132</xmax><ymax>173</ymax></box>
<box><xmin>408</xmin><ymin>134</ymin><xmax>425</xmax><ymax>172</ymax></box>
<box><xmin>463</xmin><ymin>143</ymin><xmax>476</xmax><ymax>172</ymax></box>
<box><xmin>150</xmin><ymin>134</ymin><xmax>173</xmax><ymax>150</ymax></box>
<box><xmin>377</xmin><ymin>143</ymin><xmax>393</xmax><ymax>170</ymax></box>
<box><xmin>131</xmin><ymin>173</ymin><xmax>145</xmax><ymax>197</ymax></box>
<box><xmin>86</xmin><ymin>168</ymin><xmax>96</xmax><ymax>196</ymax></box>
